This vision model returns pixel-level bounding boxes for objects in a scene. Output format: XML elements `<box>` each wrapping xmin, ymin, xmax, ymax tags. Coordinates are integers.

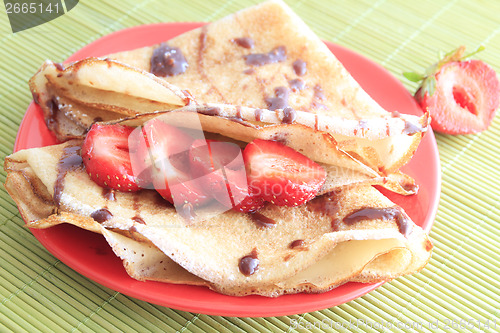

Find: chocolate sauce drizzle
<box><xmin>232</xmin><ymin>37</ymin><xmax>254</xmax><ymax>49</ymax></box>
<box><xmin>249</xmin><ymin>212</ymin><xmax>276</xmax><ymax>229</ymax></box>
<box><xmin>289</xmin><ymin>239</ymin><xmax>308</xmax><ymax>250</ymax></box>
<box><xmin>102</xmin><ymin>188</ymin><xmax>115</xmax><ymax>201</ymax></box>
<box><xmin>179</xmin><ymin>202</ymin><xmax>197</xmax><ymax>222</ymax></box>
<box><xmin>265</xmin><ymin>86</ymin><xmax>289</xmax><ymax>111</ymax></box>
<box><xmin>199</xmin><ymin>106</ymin><xmax>221</xmax><ymax>116</ymax></box>
<box><xmin>292</xmin><ymin>59</ymin><xmax>307</xmax><ymax>76</ymax></box>
<box><xmin>403</xmin><ymin>120</ymin><xmax>423</xmax><ymax>136</ymax></box>
<box><xmin>244</xmin><ymin>46</ymin><xmax>286</xmax><ymax>66</ymax></box>
<box><xmin>309</xmin><ymin>84</ymin><xmax>327</xmax><ymax>110</ymax></box>
<box><xmin>132</xmin><ymin>216</ymin><xmax>146</xmax><ymax>224</ymax></box>
<box><xmin>239</xmin><ymin>248</ymin><xmax>259</xmax><ymax>276</ymax></box>
<box><xmin>53</xmin><ymin>144</ymin><xmax>83</xmax><ymax>207</ymax></box>
<box><xmin>288</xmin><ymin>78</ymin><xmax>305</xmax><ymax>92</ymax></box>
<box><xmin>307</xmin><ymin>194</ymin><xmax>341</xmax><ymax>231</ymax></box>
<box><xmin>54</xmin><ymin>63</ymin><xmax>65</xmax><ymax>71</ymax></box>
<box><xmin>310</xmin><ymin>195</ymin><xmax>341</xmax><ymax>216</ymax></box>
<box><xmin>150</xmin><ymin>43</ymin><xmax>188</xmax><ymax>77</ymax></box>
<box><xmin>91</xmin><ymin>208</ymin><xmax>113</xmax><ymax>223</ymax></box>
<box><xmin>45</xmin><ymin>97</ymin><xmax>60</xmax><ymax>129</ymax></box>
<box><xmin>402</xmin><ymin>183</ymin><xmax>419</xmax><ymax>194</ymax></box>
<box><xmin>343</xmin><ymin>207</ymin><xmax>413</xmax><ymax>237</ymax></box>
<box><xmin>313</xmin><ymin>84</ymin><xmax>325</xmax><ymax>100</ymax></box>
<box><xmin>391</xmin><ymin>111</ymin><xmax>423</xmax><ymax>136</ymax></box>
<box><xmin>281</xmin><ymin>107</ymin><xmax>297</xmax><ymax>124</ymax></box>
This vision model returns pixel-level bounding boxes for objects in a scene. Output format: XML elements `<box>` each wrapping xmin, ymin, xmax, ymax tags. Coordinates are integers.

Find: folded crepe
<box><xmin>4</xmin><ymin>140</ymin><xmax>432</xmax><ymax>296</ymax></box>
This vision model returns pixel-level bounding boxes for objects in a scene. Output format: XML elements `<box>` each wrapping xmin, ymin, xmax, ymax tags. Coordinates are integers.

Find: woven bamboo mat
<box><xmin>1</xmin><ymin>0</ymin><xmax>499</xmax><ymax>331</ymax></box>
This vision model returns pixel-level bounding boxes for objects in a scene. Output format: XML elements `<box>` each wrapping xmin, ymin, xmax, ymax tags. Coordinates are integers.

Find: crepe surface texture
<box><xmin>6</xmin><ymin>0</ymin><xmax>434</xmax><ymax>297</ymax></box>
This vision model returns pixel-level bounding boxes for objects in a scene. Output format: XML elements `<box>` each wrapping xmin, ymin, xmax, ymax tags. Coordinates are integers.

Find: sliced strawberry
<box><xmin>243</xmin><ymin>139</ymin><xmax>326</xmax><ymax>207</ymax></box>
<box><xmin>233</xmin><ymin>185</ymin><xmax>265</xmax><ymax>213</ymax></box>
<box><xmin>82</xmin><ymin>124</ymin><xmax>140</xmax><ymax>192</ymax></box>
<box><xmin>189</xmin><ymin>140</ymin><xmax>226</xmax><ymax>201</ymax></box>
<box><xmin>190</xmin><ymin>139</ymin><xmax>242</xmax><ymax>174</ymax></box>
<box><xmin>140</xmin><ymin>118</ymin><xmax>209</xmax><ymax>206</ymax></box>
<box><xmin>128</xmin><ymin>127</ymin><xmax>153</xmax><ymax>188</ymax></box>
<box><xmin>405</xmin><ymin>46</ymin><xmax>499</xmax><ymax>134</ymax></box>
<box><xmin>417</xmin><ymin>60</ymin><xmax>499</xmax><ymax>134</ymax></box>
<box><xmin>158</xmin><ymin>178</ymin><xmax>208</xmax><ymax>206</ymax></box>
<box><xmin>189</xmin><ymin>139</ymin><xmax>249</xmax><ymax>209</ymax></box>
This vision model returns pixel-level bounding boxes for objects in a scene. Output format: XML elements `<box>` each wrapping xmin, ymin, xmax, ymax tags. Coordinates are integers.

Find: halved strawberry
<box><xmin>405</xmin><ymin>46</ymin><xmax>499</xmax><ymax>134</ymax></box>
<box><xmin>233</xmin><ymin>185</ymin><xmax>265</xmax><ymax>213</ymax></box>
<box><xmin>82</xmin><ymin>124</ymin><xmax>140</xmax><ymax>192</ymax></box>
<box><xmin>128</xmin><ymin>127</ymin><xmax>153</xmax><ymax>188</ymax></box>
<box><xmin>140</xmin><ymin>118</ymin><xmax>209</xmax><ymax>206</ymax></box>
<box><xmin>243</xmin><ymin>139</ymin><xmax>326</xmax><ymax>207</ymax></box>
<box><xmin>189</xmin><ymin>139</ymin><xmax>250</xmax><ymax>210</ymax></box>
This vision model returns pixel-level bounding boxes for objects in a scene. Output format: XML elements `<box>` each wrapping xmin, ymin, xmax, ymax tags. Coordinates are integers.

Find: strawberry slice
<box><xmin>189</xmin><ymin>139</ymin><xmax>250</xmax><ymax>210</ymax></box>
<box><xmin>140</xmin><ymin>119</ymin><xmax>208</xmax><ymax>207</ymax></box>
<box><xmin>405</xmin><ymin>46</ymin><xmax>499</xmax><ymax>134</ymax></box>
<box><xmin>82</xmin><ymin>124</ymin><xmax>140</xmax><ymax>192</ymax></box>
<box><xmin>128</xmin><ymin>127</ymin><xmax>154</xmax><ymax>188</ymax></box>
<box><xmin>243</xmin><ymin>139</ymin><xmax>326</xmax><ymax>207</ymax></box>
<box><xmin>233</xmin><ymin>185</ymin><xmax>265</xmax><ymax>213</ymax></box>
<box><xmin>189</xmin><ymin>139</ymin><xmax>227</xmax><ymax>201</ymax></box>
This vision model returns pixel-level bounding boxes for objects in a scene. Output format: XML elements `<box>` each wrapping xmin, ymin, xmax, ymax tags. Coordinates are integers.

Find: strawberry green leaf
<box><xmin>461</xmin><ymin>45</ymin><xmax>485</xmax><ymax>60</ymax></box>
<box><xmin>424</xmin><ymin>63</ymin><xmax>438</xmax><ymax>76</ymax></box>
<box><xmin>426</xmin><ymin>76</ymin><xmax>436</xmax><ymax>97</ymax></box>
<box><xmin>403</xmin><ymin>71</ymin><xmax>424</xmax><ymax>82</ymax></box>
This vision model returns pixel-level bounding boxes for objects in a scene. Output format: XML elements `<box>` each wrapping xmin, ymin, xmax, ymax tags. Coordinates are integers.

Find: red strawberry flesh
<box><xmin>82</xmin><ymin>124</ymin><xmax>140</xmax><ymax>192</ymax></box>
<box><xmin>418</xmin><ymin>60</ymin><xmax>499</xmax><ymax>134</ymax></box>
<box><xmin>243</xmin><ymin>139</ymin><xmax>326</xmax><ymax>207</ymax></box>
<box><xmin>232</xmin><ymin>184</ymin><xmax>265</xmax><ymax>213</ymax></box>
<box><xmin>139</xmin><ymin>119</ymin><xmax>209</xmax><ymax>206</ymax></box>
<box><xmin>189</xmin><ymin>139</ymin><xmax>249</xmax><ymax>209</ymax></box>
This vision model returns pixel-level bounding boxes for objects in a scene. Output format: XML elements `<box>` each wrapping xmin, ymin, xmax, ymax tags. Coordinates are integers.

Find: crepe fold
<box><xmin>4</xmin><ymin>141</ymin><xmax>432</xmax><ymax>296</ymax></box>
<box><xmin>29</xmin><ymin>58</ymin><xmax>192</xmax><ymax>140</ymax></box>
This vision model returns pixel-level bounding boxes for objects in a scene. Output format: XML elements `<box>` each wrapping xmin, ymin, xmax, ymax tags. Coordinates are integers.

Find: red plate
<box><xmin>14</xmin><ymin>23</ymin><xmax>440</xmax><ymax>317</ymax></box>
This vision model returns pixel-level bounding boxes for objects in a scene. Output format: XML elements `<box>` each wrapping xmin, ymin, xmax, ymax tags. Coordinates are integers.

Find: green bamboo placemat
<box><xmin>1</xmin><ymin>0</ymin><xmax>499</xmax><ymax>332</ymax></box>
